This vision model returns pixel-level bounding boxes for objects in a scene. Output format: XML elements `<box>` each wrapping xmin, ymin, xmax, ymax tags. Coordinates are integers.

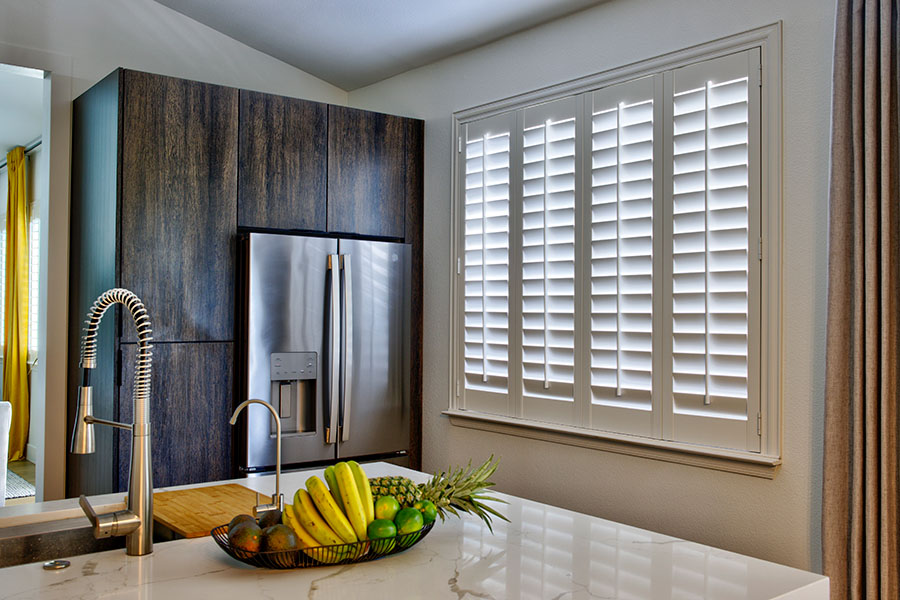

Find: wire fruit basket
<box><xmin>211</xmin><ymin>521</ymin><xmax>435</xmax><ymax>569</ymax></box>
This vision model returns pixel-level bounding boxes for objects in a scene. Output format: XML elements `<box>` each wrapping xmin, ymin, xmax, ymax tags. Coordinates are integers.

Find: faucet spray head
<box><xmin>70</xmin><ymin>385</ymin><xmax>96</xmax><ymax>454</ymax></box>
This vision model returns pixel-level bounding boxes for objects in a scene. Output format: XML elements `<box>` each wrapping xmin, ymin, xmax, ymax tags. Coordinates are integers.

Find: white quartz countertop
<box><xmin>0</xmin><ymin>462</ymin><xmax>827</xmax><ymax>599</ymax></box>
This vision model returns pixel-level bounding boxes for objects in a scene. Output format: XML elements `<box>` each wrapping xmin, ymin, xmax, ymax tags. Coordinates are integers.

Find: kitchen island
<box><xmin>0</xmin><ymin>463</ymin><xmax>827</xmax><ymax>599</ymax></box>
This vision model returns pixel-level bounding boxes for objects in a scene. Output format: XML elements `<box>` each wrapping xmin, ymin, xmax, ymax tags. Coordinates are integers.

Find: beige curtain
<box><xmin>823</xmin><ymin>0</ymin><xmax>900</xmax><ymax>599</ymax></box>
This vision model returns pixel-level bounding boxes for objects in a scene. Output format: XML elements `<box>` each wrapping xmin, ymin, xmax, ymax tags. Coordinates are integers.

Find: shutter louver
<box><xmin>461</xmin><ymin>115</ymin><xmax>513</xmax><ymax>415</ymax></box>
<box><xmin>668</xmin><ymin>50</ymin><xmax>760</xmax><ymax>451</ymax></box>
<box><xmin>520</xmin><ymin>98</ymin><xmax>578</xmax><ymax>424</ymax></box>
<box><xmin>588</xmin><ymin>77</ymin><xmax>657</xmax><ymax>437</ymax></box>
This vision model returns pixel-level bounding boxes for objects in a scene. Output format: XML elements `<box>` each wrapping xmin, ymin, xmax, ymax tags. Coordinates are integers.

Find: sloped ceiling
<box><xmin>153</xmin><ymin>0</ymin><xmax>606</xmax><ymax>91</ymax></box>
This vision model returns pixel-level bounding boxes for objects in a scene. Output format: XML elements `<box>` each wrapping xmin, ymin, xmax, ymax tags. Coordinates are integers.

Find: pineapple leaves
<box><xmin>369</xmin><ymin>456</ymin><xmax>509</xmax><ymax>532</ymax></box>
<box><xmin>420</xmin><ymin>455</ymin><xmax>508</xmax><ymax>532</ymax></box>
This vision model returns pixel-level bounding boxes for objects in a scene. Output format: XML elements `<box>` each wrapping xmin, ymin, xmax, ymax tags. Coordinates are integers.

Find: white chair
<box><xmin>0</xmin><ymin>401</ymin><xmax>11</xmax><ymax>507</ymax></box>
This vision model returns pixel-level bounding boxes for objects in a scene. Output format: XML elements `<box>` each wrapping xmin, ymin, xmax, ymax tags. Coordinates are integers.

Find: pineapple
<box><xmin>369</xmin><ymin>455</ymin><xmax>509</xmax><ymax>531</ymax></box>
<box><xmin>369</xmin><ymin>475</ymin><xmax>422</xmax><ymax>507</ymax></box>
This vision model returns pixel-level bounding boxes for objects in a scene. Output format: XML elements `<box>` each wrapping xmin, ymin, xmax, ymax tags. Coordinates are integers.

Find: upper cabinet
<box><xmin>327</xmin><ymin>106</ymin><xmax>409</xmax><ymax>238</ymax></box>
<box><xmin>238</xmin><ymin>91</ymin><xmax>327</xmax><ymax>231</ymax></box>
<box><xmin>119</xmin><ymin>70</ymin><xmax>238</xmax><ymax>343</ymax></box>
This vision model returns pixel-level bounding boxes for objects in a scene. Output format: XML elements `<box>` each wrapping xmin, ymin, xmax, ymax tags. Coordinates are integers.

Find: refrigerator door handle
<box><xmin>326</xmin><ymin>254</ymin><xmax>341</xmax><ymax>444</ymax></box>
<box><xmin>340</xmin><ymin>254</ymin><xmax>353</xmax><ymax>442</ymax></box>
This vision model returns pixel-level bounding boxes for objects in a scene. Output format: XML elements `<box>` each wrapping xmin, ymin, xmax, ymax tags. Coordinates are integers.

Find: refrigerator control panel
<box><xmin>270</xmin><ymin>352</ymin><xmax>317</xmax><ymax>381</ymax></box>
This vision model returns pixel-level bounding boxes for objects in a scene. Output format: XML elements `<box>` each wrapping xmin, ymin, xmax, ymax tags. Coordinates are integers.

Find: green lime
<box><xmin>394</xmin><ymin>507</ymin><xmax>424</xmax><ymax>535</ymax></box>
<box><xmin>413</xmin><ymin>499</ymin><xmax>437</xmax><ymax>525</ymax></box>
<box><xmin>367</xmin><ymin>518</ymin><xmax>397</xmax><ymax>554</ymax></box>
<box><xmin>394</xmin><ymin>507</ymin><xmax>424</xmax><ymax>549</ymax></box>
<box><xmin>367</xmin><ymin>518</ymin><xmax>398</xmax><ymax>539</ymax></box>
<box><xmin>374</xmin><ymin>495</ymin><xmax>401</xmax><ymax>521</ymax></box>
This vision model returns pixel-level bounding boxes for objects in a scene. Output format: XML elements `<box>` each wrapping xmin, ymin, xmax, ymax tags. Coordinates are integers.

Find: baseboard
<box><xmin>25</xmin><ymin>443</ymin><xmax>38</xmax><ymax>464</ymax></box>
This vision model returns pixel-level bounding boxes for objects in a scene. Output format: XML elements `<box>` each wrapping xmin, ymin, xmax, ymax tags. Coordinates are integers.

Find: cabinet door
<box><xmin>119</xmin><ymin>70</ymin><xmax>238</xmax><ymax>343</ymax></box>
<box><xmin>238</xmin><ymin>91</ymin><xmax>327</xmax><ymax>231</ymax></box>
<box><xmin>67</xmin><ymin>70</ymin><xmax>122</xmax><ymax>497</ymax></box>
<box><xmin>117</xmin><ymin>342</ymin><xmax>233</xmax><ymax>490</ymax></box>
<box><xmin>327</xmin><ymin>106</ymin><xmax>407</xmax><ymax>238</ymax></box>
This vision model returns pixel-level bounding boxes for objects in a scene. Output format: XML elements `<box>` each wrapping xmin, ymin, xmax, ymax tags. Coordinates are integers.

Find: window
<box><xmin>450</xmin><ymin>28</ymin><xmax>781</xmax><ymax>467</ymax></box>
<box><xmin>28</xmin><ymin>218</ymin><xmax>40</xmax><ymax>356</ymax></box>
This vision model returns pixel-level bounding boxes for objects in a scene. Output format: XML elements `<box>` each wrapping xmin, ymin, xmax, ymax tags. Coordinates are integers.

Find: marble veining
<box><xmin>0</xmin><ymin>464</ymin><xmax>827</xmax><ymax>599</ymax></box>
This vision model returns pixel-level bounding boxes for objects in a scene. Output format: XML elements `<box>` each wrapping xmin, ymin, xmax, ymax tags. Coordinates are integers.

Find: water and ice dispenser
<box><xmin>269</xmin><ymin>352</ymin><xmax>317</xmax><ymax>435</ymax></box>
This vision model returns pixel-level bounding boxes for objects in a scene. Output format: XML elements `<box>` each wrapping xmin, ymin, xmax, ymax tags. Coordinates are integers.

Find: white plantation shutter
<box><xmin>453</xmin><ymin>43</ymin><xmax>769</xmax><ymax>457</ymax></box>
<box><xmin>460</xmin><ymin>113</ymin><xmax>515</xmax><ymax>416</ymax></box>
<box><xmin>520</xmin><ymin>97</ymin><xmax>579</xmax><ymax>425</ymax></box>
<box><xmin>588</xmin><ymin>76</ymin><xmax>660</xmax><ymax>437</ymax></box>
<box><xmin>666</xmin><ymin>49</ymin><xmax>761</xmax><ymax>451</ymax></box>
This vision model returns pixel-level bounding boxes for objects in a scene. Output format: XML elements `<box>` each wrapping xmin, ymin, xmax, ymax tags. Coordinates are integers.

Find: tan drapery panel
<box><xmin>823</xmin><ymin>0</ymin><xmax>900</xmax><ymax>599</ymax></box>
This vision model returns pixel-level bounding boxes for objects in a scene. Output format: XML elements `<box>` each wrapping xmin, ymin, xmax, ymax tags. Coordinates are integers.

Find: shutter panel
<box><xmin>460</xmin><ymin>113</ymin><xmax>515</xmax><ymax>415</ymax></box>
<box><xmin>520</xmin><ymin>97</ymin><xmax>579</xmax><ymax>425</ymax></box>
<box><xmin>588</xmin><ymin>76</ymin><xmax>658</xmax><ymax>437</ymax></box>
<box><xmin>667</xmin><ymin>49</ymin><xmax>761</xmax><ymax>451</ymax></box>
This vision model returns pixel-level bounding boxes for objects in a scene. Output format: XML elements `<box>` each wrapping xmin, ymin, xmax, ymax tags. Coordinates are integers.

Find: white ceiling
<box><xmin>0</xmin><ymin>65</ymin><xmax>43</xmax><ymax>160</ymax></box>
<box><xmin>153</xmin><ymin>0</ymin><xmax>606</xmax><ymax>91</ymax></box>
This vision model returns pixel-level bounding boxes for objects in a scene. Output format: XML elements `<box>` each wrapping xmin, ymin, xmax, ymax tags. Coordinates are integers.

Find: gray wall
<box><xmin>0</xmin><ymin>0</ymin><xmax>345</xmax><ymax>500</ymax></box>
<box><xmin>350</xmin><ymin>0</ymin><xmax>835</xmax><ymax>571</ymax></box>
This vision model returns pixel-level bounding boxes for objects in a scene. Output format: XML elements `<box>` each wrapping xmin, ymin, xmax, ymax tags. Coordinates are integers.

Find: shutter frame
<box><xmin>451</xmin><ymin>38</ymin><xmax>772</xmax><ymax>458</ymax></box>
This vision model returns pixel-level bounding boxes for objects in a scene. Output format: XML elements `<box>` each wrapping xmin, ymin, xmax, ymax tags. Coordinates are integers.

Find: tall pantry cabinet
<box><xmin>68</xmin><ymin>69</ymin><xmax>237</xmax><ymax>496</ymax></box>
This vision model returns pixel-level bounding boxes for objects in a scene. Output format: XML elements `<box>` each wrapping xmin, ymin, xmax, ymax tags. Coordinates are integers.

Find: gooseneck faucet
<box><xmin>70</xmin><ymin>288</ymin><xmax>154</xmax><ymax>556</ymax></box>
<box><xmin>229</xmin><ymin>399</ymin><xmax>284</xmax><ymax>518</ymax></box>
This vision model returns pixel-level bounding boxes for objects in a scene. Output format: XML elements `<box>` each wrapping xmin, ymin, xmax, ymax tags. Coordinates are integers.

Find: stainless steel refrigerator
<box><xmin>236</xmin><ymin>232</ymin><xmax>411</xmax><ymax>473</ymax></box>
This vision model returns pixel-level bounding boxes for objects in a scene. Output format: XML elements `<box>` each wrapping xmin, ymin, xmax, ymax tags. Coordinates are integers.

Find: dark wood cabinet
<box><xmin>68</xmin><ymin>69</ymin><xmax>237</xmax><ymax>496</ymax></box>
<box><xmin>238</xmin><ymin>91</ymin><xmax>327</xmax><ymax>231</ymax></box>
<box><xmin>70</xmin><ymin>68</ymin><xmax>424</xmax><ymax>495</ymax></box>
<box><xmin>67</xmin><ymin>71</ymin><xmax>121</xmax><ymax>497</ymax></box>
<box><xmin>117</xmin><ymin>342</ymin><xmax>234</xmax><ymax>490</ymax></box>
<box><xmin>119</xmin><ymin>71</ymin><xmax>238</xmax><ymax>343</ymax></box>
<box><xmin>327</xmin><ymin>106</ymin><xmax>409</xmax><ymax>238</ymax></box>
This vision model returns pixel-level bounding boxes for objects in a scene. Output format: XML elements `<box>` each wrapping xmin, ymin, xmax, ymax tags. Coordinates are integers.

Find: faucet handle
<box><xmin>79</xmin><ymin>494</ymin><xmax>140</xmax><ymax>539</ymax></box>
<box><xmin>79</xmin><ymin>495</ymin><xmax>98</xmax><ymax>528</ymax></box>
<box><xmin>79</xmin><ymin>494</ymin><xmax>114</xmax><ymax>538</ymax></box>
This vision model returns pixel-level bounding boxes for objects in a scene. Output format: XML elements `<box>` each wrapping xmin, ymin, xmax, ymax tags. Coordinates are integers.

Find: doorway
<box><xmin>0</xmin><ymin>62</ymin><xmax>45</xmax><ymax>506</ymax></box>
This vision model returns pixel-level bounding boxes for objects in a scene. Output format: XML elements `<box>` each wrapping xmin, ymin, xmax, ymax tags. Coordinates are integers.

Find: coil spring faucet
<box><xmin>70</xmin><ymin>288</ymin><xmax>154</xmax><ymax>556</ymax></box>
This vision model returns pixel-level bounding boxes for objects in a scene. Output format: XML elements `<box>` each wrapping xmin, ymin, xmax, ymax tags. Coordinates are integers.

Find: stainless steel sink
<box><xmin>0</xmin><ymin>516</ymin><xmax>182</xmax><ymax>568</ymax></box>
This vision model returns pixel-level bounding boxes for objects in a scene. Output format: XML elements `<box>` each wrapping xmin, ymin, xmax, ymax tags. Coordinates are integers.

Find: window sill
<box><xmin>443</xmin><ymin>409</ymin><xmax>781</xmax><ymax>479</ymax></box>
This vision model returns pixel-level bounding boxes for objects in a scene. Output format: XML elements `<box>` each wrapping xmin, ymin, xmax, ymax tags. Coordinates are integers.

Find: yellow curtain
<box><xmin>4</xmin><ymin>147</ymin><xmax>29</xmax><ymax>462</ymax></box>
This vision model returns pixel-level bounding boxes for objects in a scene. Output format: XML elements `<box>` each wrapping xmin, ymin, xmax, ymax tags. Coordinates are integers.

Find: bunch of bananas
<box><xmin>281</xmin><ymin>461</ymin><xmax>375</xmax><ymax>562</ymax></box>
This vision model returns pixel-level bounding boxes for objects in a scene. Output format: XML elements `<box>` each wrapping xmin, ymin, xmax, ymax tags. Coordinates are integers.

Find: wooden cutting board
<box><xmin>152</xmin><ymin>483</ymin><xmax>264</xmax><ymax>538</ymax></box>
